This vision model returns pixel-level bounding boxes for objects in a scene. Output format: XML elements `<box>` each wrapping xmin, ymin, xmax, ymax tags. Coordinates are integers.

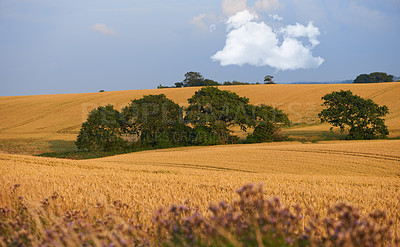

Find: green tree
<box><xmin>204</xmin><ymin>79</ymin><xmax>220</xmax><ymax>86</ymax></box>
<box><xmin>369</xmin><ymin>72</ymin><xmax>394</xmax><ymax>83</ymax></box>
<box><xmin>246</xmin><ymin>104</ymin><xmax>290</xmax><ymax>143</ymax></box>
<box><xmin>318</xmin><ymin>90</ymin><xmax>389</xmax><ymax>140</ymax></box>
<box><xmin>183</xmin><ymin>72</ymin><xmax>205</xmax><ymax>87</ymax></box>
<box><xmin>76</xmin><ymin>105</ymin><xmax>126</xmax><ymax>151</ymax></box>
<box><xmin>122</xmin><ymin>94</ymin><xmax>190</xmax><ymax>148</ymax></box>
<box><xmin>353</xmin><ymin>74</ymin><xmax>371</xmax><ymax>83</ymax></box>
<box><xmin>354</xmin><ymin>72</ymin><xmax>394</xmax><ymax>83</ymax></box>
<box><xmin>185</xmin><ymin>87</ymin><xmax>252</xmax><ymax>143</ymax></box>
<box><xmin>174</xmin><ymin>82</ymin><xmax>184</xmax><ymax>88</ymax></box>
<box><xmin>185</xmin><ymin>87</ymin><xmax>289</xmax><ymax>144</ymax></box>
<box><xmin>264</xmin><ymin>75</ymin><xmax>275</xmax><ymax>84</ymax></box>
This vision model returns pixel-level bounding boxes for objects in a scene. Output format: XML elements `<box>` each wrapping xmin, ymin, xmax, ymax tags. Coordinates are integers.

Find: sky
<box><xmin>0</xmin><ymin>0</ymin><xmax>399</xmax><ymax>96</ymax></box>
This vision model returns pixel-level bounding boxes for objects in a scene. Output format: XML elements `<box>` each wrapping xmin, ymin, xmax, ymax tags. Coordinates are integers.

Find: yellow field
<box><xmin>1</xmin><ymin>84</ymin><xmax>400</xmax><ymax>244</ymax></box>
<box><xmin>1</xmin><ymin>140</ymin><xmax>399</xmax><ymax>230</ymax></box>
<box><xmin>0</xmin><ymin>82</ymin><xmax>399</xmax><ymax>154</ymax></box>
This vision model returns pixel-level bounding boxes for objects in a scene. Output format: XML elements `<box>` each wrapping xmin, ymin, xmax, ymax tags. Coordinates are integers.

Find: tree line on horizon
<box><xmin>353</xmin><ymin>72</ymin><xmax>395</xmax><ymax>83</ymax></box>
<box><xmin>155</xmin><ymin>71</ymin><xmax>397</xmax><ymax>89</ymax></box>
<box><xmin>157</xmin><ymin>72</ymin><xmax>275</xmax><ymax>89</ymax></box>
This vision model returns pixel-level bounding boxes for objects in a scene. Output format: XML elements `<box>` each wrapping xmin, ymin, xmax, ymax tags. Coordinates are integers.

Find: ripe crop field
<box><xmin>1</xmin><ymin>140</ymin><xmax>399</xmax><ymax>228</ymax></box>
<box><xmin>0</xmin><ymin>82</ymin><xmax>399</xmax><ymax>154</ymax></box>
<box><xmin>1</xmin><ymin>84</ymin><xmax>400</xmax><ymax>245</ymax></box>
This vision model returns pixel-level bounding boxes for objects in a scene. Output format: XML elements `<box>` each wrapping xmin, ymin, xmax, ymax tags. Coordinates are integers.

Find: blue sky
<box><xmin>0</xmin><ymin>0</ymin><xmax>399</xmax><ymax>96</ymax></box>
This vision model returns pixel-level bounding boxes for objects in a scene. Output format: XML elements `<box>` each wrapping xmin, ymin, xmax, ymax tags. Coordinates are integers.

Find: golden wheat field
<box><xmin>0</xmin><ymin>82</ymin><xmax>399</xmax><ymax>154</ymax></box>
<box><xmin>1</xmin><ymin>140</ymin><xmax>399</xmax><ymax>229</ymax></box>
<box><xmin>1</xmin><ymin>84</ymin><xmax>400</xmax><ymax>245</ymax></box>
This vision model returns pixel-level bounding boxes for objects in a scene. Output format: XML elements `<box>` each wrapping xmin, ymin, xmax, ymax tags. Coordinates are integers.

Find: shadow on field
<box><xmin>283</xmin><ymin>129</ymin><xmax>348</xmax><ymax>143</ymax></box>
<box><xmin>48</xmin><ymin>140</ymin><xmax>77</xmax><ymax>153</ymax></box>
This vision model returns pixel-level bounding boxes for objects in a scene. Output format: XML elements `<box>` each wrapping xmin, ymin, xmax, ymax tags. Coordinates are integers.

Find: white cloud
<box><xmin>269</xmin><ymin>14</ymin><xmax>282</xmax><ymax>21</ymax></box>
<box><xmin>90</xmin><ymin>23</ymin><xmax>115</xmax><ymax>36</ymax></box>
<box><xmin>211</xmin><ymin>10</ymin><xmax>324</xmax><ymax>71</ymax></box>
<box><xmin>281</xmin><ymin>22</ymin><xmax>320</xmax><ymax>47</ymax></box>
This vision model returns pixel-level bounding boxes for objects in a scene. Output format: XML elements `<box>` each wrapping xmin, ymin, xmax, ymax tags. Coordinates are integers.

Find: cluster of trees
<box><xmin>158</xmin><ymin>72</ymin><xmax>275</xmax><ymax>89</ymax></box>
<box><xmin>76</xmin><ymin>87</ymin><xmax>289</xmax><ymax>152</ymax></box>
<box><xmin>353</xmin><ymin>72</ymin><xmax>394</xmax><ymax>83</ymax></box>
<box><xmin>77</xmin><ymin>86</ymin><xmax>390</xmax><ymax>152</ymax></box>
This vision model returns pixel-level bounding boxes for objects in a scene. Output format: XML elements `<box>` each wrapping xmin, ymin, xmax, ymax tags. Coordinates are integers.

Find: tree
<box><xmin>185</xmin><ymin>87</ymin><xmax>289</xmax><ymax>144</ymax></box>
<box><xmin>353</xmin><ymin>74</ymin><xmax>371</xmax><ymax>83</ymax></box>
<box><xmin>318</xmin><ymin>90</ymin><xmax>389</xmax><ymax>140</ymax></box>
<box><xmin>264</xmin><ymin>75</ymin><xmax>275</xmax><ymax>84</ymax></box>
<box><xmin>183</xmin><ymin>72</ymin><xmax>205</xmax><ymax>87</ymax></box>
<box><xmin>76</xmin><ymin>105</ymin><xmax>126</xmax><ymax>151</ymax></box>
<box><xmin>174</xmin><ymin>82</ymin><xmax>184</xmax><ymax>88</ymax></box>
<box><xmin>121</xmin><ymin>94</ymin><xmax>190</xmax><ymax>148</ymax></box>
<box><xmin>246</xmin><ymin>104</ymin><xmax>290</xmax><ymax>143</ymax></box>
<box><xmin>354</xmin><ymin>72</ymin><xmax>394</xmax><ymax>83</ymax></box>
<box><xmin>369</xmin><ymin>72</ymin><xmax>393</xmax><ymax>83</ymax></box>
<box><xmin>204</xmin><ymin>79</ymin><xmax>219</xmax><ymax>86</ymax></box>
<box><xmin>185</xmin><ymin>87</ymin><xmax>252</xmax><ymax>143</ymax></box>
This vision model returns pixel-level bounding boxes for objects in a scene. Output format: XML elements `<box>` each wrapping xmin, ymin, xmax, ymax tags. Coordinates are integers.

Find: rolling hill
<box><xmin>0</xmin><ymin>82</ymin><xmax>399</xmax><ymax>154</ymax></box>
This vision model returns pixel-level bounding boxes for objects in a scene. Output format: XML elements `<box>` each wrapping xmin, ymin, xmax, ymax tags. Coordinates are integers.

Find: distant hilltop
<box><xmin>288</xmin><ymin>75</ymin><xmax>399</xmax><ymax>85</ymax></box>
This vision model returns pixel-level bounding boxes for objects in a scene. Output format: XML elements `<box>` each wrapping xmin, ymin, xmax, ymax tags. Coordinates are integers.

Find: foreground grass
<box><xmin>1</xmin><ymin>183</ymin><xmax>399</xmax><ymax>246</ymax></box>
<box><xmin>1</xmin><ymin>140</ymin><xmax>399</xmax><ymax>245</ymax></box>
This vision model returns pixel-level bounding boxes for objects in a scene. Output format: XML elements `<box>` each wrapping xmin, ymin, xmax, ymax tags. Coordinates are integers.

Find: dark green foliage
<box><xmin>175</xmin><ymin>82</ymin><xmax>184</xmax><ymax>88</ymax></box>
<box><xmin>185</xmin><ymin>87</ymin><xmax>252</xmax><ymax>143</ymax></box>
<box><xmin>354</xmin><ymin>72</ymin><xmax>394</xmax><ymax>83</ymax></box>
<box><xmin>246</xmin><ymin>122</ymin><xmax>282</xmax><ymax>143</ymax></box>
<box><xmin>157</xmin><ymin>84</ymin><xmax>169</xmax><ymax>89</ymax></box>
<box><xmin>223</xmin><ymin>81</ymin><xmax>251</xmax><ymax>85</ymax></box>
<box><xmin>353</xmin><ymin>74</ymin><xmax>371</xmax><ymax>83</ymax></box>
<box><xmin>186</xmin><ymin>87</ymin><xmax>289</xmax><ymax>144</ymax></box>
<box><xmin>122</xmin><ymin>94</ymin><xmax>190</xmax><ymax>148</ymax></box>
<box><xmin>318</xmin><ymin>90</ymin><xmax>389</xmax><ymax>140</ymax></box>
<box><xmin>183</xmin><ymin>72</ymin><xmax>205</xmax><ymax>87</ymax></box>
<box><xmin>247</xmin><ymin>104</ymin><xmax>290</xmax><ymax>143</ymax></box>
<box><xmin>75</xmin><ymin>89</ymin><xmax>289</xmax><ymax>155</ymax></box>
<box><xmin>264</xmin><ymin>75</ymin><xmax>275</xmax><ymax>84</ymax></box>
<box><xmin>251</xmin><ymin>104</ymin><xmax>290</xmax><ymax>126</ymax></box>
<box><xmin>203</xmin><ymin>79</ymin><xmax>219</xmax><ymax>86</ymax></box>
<box><xmin>75</xmin><ymin>105</ymin><xmax>126</xmax><ymax>151</ymax></box>
<box><xmin>190</xmin><ymin>126</ymin><xmax>221</xmax><ymax>146</ymax></box>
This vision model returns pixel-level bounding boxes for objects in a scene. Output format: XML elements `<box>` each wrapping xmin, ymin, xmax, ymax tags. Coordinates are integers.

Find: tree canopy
<box><xmin>183</xmin><ymin>72</ymin><xmax>205</xmax><ymax>87</ymax></box>
<box><xmin>354</xmin><ymin>72</ymin><xmax>394</xmax><ymax>83</ymax></box>
<box><xmin>264</xmin><ymin>75</ymin><xmax>275</xmax><ymax>84</ymax></box>
<box><xmin>76</xmin><ymin>105</ymin><xmax>126</xmax><ymax>151</ymax></box>
<box><xmin>318</xmin><ymin>90</ymin><xmax>389</xmax><ymax>139</ymax></box>
<box><xmin>185</xmin><ymin>87</ymin><xmax>289</xmax><ymax>143</ymax></box>
<box><xmin>121</xmin><ymin>94</ymin><xmax>190</xmax><ymax>148</ymax></box>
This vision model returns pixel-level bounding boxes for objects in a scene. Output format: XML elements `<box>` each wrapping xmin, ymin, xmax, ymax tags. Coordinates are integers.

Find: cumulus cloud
<box><xmin>90</xmin><ymin>23</ymin><xmax>115</xmax><ymax>35</ymax></box>
<box><xmin>211</xmin><ymin>10</ymin><xmax>324</xmax><ymax>71</ymax></box>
